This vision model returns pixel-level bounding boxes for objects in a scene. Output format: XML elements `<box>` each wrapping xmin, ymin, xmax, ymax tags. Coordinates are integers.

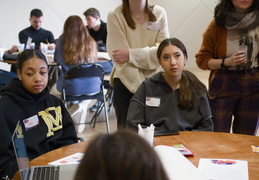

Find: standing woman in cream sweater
<box><xmin>107</xmin><ymin>0</ymin><xmax>169</xmax><ymax>128</ymax></box>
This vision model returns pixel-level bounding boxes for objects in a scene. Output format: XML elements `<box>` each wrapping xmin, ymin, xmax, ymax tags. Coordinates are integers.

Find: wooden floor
<box><xmin>76</xmin><ymin>69</ymin><xmax>259</xmax><ymax>141</ymax></box>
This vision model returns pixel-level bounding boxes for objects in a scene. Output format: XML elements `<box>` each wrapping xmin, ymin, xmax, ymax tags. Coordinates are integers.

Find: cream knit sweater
<box><xmin>107</xmin><ymin>5</ymin><xmax>169</xmax><ymax>93</ymax></box>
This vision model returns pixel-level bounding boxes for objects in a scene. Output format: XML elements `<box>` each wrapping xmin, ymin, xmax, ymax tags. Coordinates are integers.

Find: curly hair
<box><xmin>214</xmin><ymin>0</ymin><xmax>259</xmax><ymax>26</ymax></box>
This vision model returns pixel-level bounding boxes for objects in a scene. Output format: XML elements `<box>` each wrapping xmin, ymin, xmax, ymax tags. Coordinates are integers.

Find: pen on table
<box><xmin>46</xmin><ymin>39</ymin><xmax>51</xmax><ymax>50</ymax></box>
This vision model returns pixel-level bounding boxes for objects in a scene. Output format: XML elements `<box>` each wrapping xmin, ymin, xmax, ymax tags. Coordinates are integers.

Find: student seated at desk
<box><xmin>51</xmin><ymin>15</ymin><xmax>98</xmax><ymax>133</ymax></box>
<box><xmin>74</xmin><ymin>130</ymin><xmax>169</xmax><ymax>180</ymax></box>
<box><xmin>127</xmin><ymin>38</ymin><xmax>213</xmax><ymax>132</ymax></box>
<box><xmin>0</xmin><ymin>49</ymin><xmax>77</xmax><ymax>179</ymax></box>
<box><xmin>83</xmin><ymin>7</ymin><xmax>107</xmax><ymax>52</ymax></box>
<box><xmin>19</xmin><ymin>9</ymin><xmax>56</xmax><ymax>51</ymax></box>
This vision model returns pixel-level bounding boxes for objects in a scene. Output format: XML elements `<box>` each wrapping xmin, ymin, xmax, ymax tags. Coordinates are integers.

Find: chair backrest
<box><xmin>96</xmin><ymin>60</ymin><xmax>113</xmax><ymax>75</ymax></box>
<box><xmin>0</xmin><ymin>69</ymin><xmax>17</xmax><ymax>89</ymax></box>
<box><xmin>61</xmin><ymin>63</ymin><xmax>104</xmax><ymax>100</ymax></box>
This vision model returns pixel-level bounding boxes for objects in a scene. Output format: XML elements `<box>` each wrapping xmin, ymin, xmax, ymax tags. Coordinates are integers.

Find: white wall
<box><xmin>0</xmin><ymin>0</ymin><xmax>218</xmax><ymax>69</ymax></box>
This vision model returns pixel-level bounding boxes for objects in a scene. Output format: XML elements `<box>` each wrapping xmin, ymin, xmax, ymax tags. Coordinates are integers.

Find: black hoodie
<box><xmin>0</xmin><ymin>78</ymin><xmax>77</xmax><ymax>179</ymax></box>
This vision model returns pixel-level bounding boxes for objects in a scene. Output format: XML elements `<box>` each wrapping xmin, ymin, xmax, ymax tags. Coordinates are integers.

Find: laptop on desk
<box><xmin>12</xmin><ymin>121</ymin><xmax>79</xmax><ymax>180</ymax></box>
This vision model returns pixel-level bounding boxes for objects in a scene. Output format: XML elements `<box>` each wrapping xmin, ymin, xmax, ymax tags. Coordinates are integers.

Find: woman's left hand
<box><xmin>112</xmin><ymin>49</ymin><xmax>129</xmax><ymax>64</ymax></box>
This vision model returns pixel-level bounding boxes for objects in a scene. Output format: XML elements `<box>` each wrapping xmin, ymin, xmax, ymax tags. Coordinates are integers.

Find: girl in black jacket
<box><xmin>0</xmin><ymin>49</ymin><xmax>77</xmax><ymax>179</ymax></box>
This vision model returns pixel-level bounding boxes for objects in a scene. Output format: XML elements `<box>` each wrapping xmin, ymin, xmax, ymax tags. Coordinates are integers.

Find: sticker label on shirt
<box><xmin>146</xmin><ymin>97</ymin><xmax>161</xmax><ymax>107</ymax></box>
<box><xmin>23</xmin><ymin>115</ymin><xmax>40</xmax><ymax>131</ymax></box>
<box><xmin>147</xmin><ymin>22</ymin><xmax>161</xmax><ymax>31</ymax></box>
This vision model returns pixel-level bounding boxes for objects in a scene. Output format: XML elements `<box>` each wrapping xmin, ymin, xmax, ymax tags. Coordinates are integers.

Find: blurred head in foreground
<box><xmin>74</xmin><ymin>130</ymin><xmax>168</xmax><ymax>180</ymax></box>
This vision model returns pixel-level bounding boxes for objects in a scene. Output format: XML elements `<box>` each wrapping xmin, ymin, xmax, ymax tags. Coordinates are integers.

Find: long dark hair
<box><xmin>214</xmin><ymin>0</ymin><xmax>259</xmax><ymax>26</ymax></box>
<box><xmin>157</xmin><ymin>38</ymin><xmax>207</xmax><ymax>110</ymax></box>
<box><xmin>17</xmin><ymin>49</ymin><xmax>47</xmax><ymax>72</ymax></box>
<box><xmin>75</xmin><ymin>130</ymin><xmax>169</xmax><ymax>180</ymax></box>
<box><xmin>122</xmin><ymin>0</ymin><xmax>156</xmax><ymax>29</ymax></box>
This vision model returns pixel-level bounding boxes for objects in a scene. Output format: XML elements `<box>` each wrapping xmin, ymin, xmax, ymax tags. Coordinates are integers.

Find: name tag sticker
<box><xmin>146</xmin><ymin>97</ymin><xmax>161</xmax><ymax>107</ymax></box>
<box><xmin>147</xmin><ymin>22</ymin><xmax>161</xmax><ymax>31</ymax></box>
<box><xmin>23</xmin><ymin>115</ymin><xmax>40</xmax><ymax>131</ymax></box>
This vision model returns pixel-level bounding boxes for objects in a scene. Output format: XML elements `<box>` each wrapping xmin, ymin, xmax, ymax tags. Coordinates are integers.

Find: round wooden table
<box><xmin>13</xmin><ymin>131</ymin><xmax>259</xmax><ymax>180</ymax></box>
<box><xmin>154</xmin><ymin>131</ymin><xmax>259</xmax><ymax>180</ymax></box>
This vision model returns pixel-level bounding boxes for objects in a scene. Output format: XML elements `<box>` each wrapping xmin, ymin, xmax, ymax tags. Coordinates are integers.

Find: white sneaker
<box><xmin>69</xmin><ymin>100</ymin><xmax>91</xmax><ymax>133</ymax></box>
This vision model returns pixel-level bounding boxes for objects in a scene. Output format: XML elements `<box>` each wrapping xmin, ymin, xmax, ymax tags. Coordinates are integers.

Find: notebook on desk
<box><xmin>12</xmin><ymin>121</ymin><xmax>79</xmax><ymax>180</ymax></box>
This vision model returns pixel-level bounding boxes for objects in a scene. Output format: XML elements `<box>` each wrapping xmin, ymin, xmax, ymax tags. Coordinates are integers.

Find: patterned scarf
<box><xmin>225</xmin><ymin>10</ymin><xmax>259</xmax><ymax>69</ymax></box>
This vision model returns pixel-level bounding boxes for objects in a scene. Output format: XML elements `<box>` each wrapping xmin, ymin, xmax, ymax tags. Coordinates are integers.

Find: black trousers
<box><xmin>113</xmin><ymin>78</ymin><xmax>134</xmax><ymax>129</ymax></box>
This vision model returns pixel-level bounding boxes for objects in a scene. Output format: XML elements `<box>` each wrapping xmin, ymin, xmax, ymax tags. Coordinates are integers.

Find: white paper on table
<box><xmin>26</xmin><ymin>37</ymin><xmax>32</xmax><ymax>49</ymax></box>
<box><xmin>154</xmin><ymin>145</ymin><xmax>208</xmax><ymax>180</ymax></box>
<box><xmin>198</xmin><ymin>158</ymin><xmax>248</xmax><ymax>180</ymax></box>
<box><xmin>97</xmin><ymin>52</ymin><xmax>110</xmax><ymax>60</ymax></box>
<box><xmin>48</xmin><ymin>152</ymin><xmax>84</xmax><ymax>165</ymax></box>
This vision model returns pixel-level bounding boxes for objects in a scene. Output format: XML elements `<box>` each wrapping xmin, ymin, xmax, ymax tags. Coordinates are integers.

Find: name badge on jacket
<box><xmin>23</xmin><ymin>115</ymin><xmax>40</xmax><ymax>131</ymax></box>
<box><xmin>146</xmin><ymin>97</ymin><xmax>161</xmax><ymax>107</ymax></box>
<box><xmin>147</xmin><ymin>22</ymin><xmax>161</xmax><ymax>31</ymax></box>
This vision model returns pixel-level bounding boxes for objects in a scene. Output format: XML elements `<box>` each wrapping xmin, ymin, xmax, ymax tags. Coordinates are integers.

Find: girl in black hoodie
<box><xmin>0</xmin><ymin>49</ymin><xmax>77</xmax><ymax>179</ymax></box>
